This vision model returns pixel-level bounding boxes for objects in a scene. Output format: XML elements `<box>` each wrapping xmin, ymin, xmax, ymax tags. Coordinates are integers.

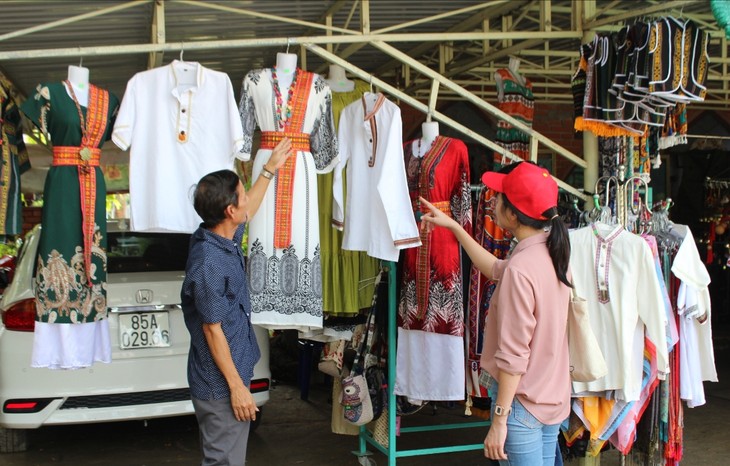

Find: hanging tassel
<box><xmin>464</xmin><ymin>394</ymin><xmax>473</xmax><ymax>416</ymax></box>
<box><xmin>711</xmin><ymin>0</ymin><xmax>730</xmax><ymax>39</ymax></box>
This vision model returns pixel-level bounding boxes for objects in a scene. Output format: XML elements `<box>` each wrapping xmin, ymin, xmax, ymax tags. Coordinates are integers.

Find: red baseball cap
<box><xmin>481</xmin><ymin>162</ymin><xmax>558</xmax><ymax>220</ymax></box>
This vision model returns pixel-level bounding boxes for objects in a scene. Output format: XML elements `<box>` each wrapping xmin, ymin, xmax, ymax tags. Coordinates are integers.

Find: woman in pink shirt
<box><xmin>420</xmin><ymin>161</ymin><xmax>571</xmax><ymax>466</ymax></box>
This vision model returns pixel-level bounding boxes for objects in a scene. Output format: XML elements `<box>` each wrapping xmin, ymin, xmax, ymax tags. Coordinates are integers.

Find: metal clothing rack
<box><xmin>593</xmin><ymin>164</ymin><xmax>651</xmax><ymax>230</ymax></box>
<box><xmin>353</xmin><ymin>262</ymin><xmax>489</xmax><ymax>466</ymax></box>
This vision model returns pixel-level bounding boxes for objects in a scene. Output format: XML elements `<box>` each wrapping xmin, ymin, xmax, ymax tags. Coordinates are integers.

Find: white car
<box><xmin>0</xmin><ymin>219</ymin><xmax>271</xmax><ymax>453</ymax></box>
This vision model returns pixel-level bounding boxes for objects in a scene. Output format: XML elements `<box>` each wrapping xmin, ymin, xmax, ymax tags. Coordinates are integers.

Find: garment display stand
<box><xmin>353</xmin><ymin>262</ymin><xmax>489</xmax><ymax>466</ymax></box>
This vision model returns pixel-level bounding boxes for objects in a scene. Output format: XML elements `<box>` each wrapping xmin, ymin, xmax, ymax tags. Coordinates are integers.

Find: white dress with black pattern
<box><xmin>238</xmin><ymin>69</ymin><xmax>338</xmax><ymax>332</ymax></box>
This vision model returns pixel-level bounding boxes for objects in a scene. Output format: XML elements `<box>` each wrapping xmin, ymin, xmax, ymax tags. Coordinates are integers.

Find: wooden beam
<box><xmin>147</xmin><ymin>0</ymin><xmax>165</xmax><ymax>70</ymax></box>
<box><xmin>0</xmin><ymin>31</ymin><xmax>581</xmax><ymax>60</ymax></box>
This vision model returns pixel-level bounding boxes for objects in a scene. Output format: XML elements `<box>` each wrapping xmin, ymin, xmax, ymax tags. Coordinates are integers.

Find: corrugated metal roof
<box><xmin>0</xmin><ymin>1</ymin><xmax>725</xmax><ymax>106</ymax></box>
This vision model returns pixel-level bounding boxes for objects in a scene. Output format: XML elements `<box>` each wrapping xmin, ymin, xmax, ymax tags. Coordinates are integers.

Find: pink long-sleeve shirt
<box><xmin>480</xmin><ymin>232</ymin><xmax>571</xmax><ymax>424</ymax></box>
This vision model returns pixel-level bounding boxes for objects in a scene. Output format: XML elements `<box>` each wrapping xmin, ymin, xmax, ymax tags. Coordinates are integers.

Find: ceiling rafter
<box><xmin>373</xmin><ymin>0</ymin><xmax>528</xmax><ymax>76</ymax></box>
<box><xmin>0</xmin><ymin>0</ymin><xmax>151</xmax><ymax>43</ymax></box>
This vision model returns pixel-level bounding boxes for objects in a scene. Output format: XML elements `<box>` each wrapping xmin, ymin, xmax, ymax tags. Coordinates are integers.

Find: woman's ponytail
<box><xmin>545</xmin><ymin>208</ymin><xmax>572</xmax><ymax>288</ymax></box>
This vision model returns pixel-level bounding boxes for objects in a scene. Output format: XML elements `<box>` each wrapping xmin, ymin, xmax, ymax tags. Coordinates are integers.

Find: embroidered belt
<box><xmin>52</xmin><ymin>146</ymin><xmax>101</xmax><ymax>166</ymax></box>
<box><xmin>260</xmin><ymin>130</ymin><xmax>310</xmax><ymax>249</ymax></box>
<box><xmin>260</xmin><ymin>131</ymin><xmax>310</xmax><ymax>152</ymax></box>
<box><xmin>52</xmin><ymin>146</ymin><xmax>101</xmax><ymax>287</ymax></box>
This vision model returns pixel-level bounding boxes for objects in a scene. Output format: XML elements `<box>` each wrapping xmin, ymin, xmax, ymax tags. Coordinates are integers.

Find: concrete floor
<box><xmin>3</xmin><ymin>348</ymin><xmax>729</xmax><ymax>466</ymax></box>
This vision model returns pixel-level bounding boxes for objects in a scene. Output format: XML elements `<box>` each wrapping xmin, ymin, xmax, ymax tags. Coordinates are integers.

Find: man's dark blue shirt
<box><xmin>181</xmin><ymin>223</ymin><xmax>260</xmax><ymax>400</ymax></box>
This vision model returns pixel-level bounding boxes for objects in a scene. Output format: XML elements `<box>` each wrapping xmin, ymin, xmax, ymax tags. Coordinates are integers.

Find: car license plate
<box><xmin>119</xmin><ymin>312</ymin><xmax>171</xmax><ymax>349</ymax></box>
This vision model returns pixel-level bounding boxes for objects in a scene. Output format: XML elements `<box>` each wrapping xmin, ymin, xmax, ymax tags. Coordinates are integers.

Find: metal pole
<box><xmin>305</xmin><ymin>43</ymin><xmax>589</xmax><ymax>201</ymax></box>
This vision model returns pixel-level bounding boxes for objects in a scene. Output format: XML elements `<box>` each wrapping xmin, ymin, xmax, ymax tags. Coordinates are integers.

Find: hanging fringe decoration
<box><xmin>711</xmin><ymin>0</ymin><xmax>730</xmax><ymax>39</ymax></box>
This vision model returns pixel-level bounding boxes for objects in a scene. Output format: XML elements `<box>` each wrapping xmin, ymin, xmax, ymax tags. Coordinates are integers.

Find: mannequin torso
<box><xmin>274</xmin><ymin>52</ymin><xmax>298</xmax><ymax>100</ymax></box>
<box><xmin>417</xmin><ymin>121</ymin><xmax>439</xmax><ymax>158</ymax></box>
<box><xmin>66</xmin><ymin>65</ymin><xmax>89</xmax><ymax>107</ymax></box>
<box><xmin>495</xmin><ymin>57</ymin><xmax>526</xmax><ymax>101</ymax></box>
<box><xmin>325</xmin><ymin>64</ymin><xmax>355</xmax><ymax>92</ymax></box>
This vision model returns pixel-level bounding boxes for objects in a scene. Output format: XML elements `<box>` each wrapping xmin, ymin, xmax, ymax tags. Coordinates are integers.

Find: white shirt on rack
<box><xmin>671</xmin><ymin>223</ymin><xmax>718</xmax><ymax>407</ymax></box>
<box><xmin>569</xmin><ymin>224</ymin><xmax>669</xmax><ymax>401</ymax></box>
<box><xmin>112</xmin><ymin>60</ymin><xmax>245</xmax><ymax>232</ymax></box>
<box><xmin>332</xmin><ymin>92</ymin><xmax>421</xmax><ymax>261</ymax></box>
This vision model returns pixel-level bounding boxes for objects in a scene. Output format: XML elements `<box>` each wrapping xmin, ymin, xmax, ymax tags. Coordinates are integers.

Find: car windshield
<box><xmin>107</xmin><ymin>231</ymin><xmax>190</xmax><ymax>274</ymax></box>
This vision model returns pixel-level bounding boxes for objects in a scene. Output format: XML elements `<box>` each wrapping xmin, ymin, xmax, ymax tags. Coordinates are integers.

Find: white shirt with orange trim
<box><xmin>333</xmin><ymin>92</ymin><xmax>420</xmax><ymax>261</ymax></box>
<box><xmin>113</xmin><ymin>60</ymin><xmax>245</xmax><ymax>233</ymax></box>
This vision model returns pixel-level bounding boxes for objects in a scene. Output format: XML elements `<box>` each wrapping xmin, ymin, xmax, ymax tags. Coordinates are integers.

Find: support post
<box><xmin>581</xmin><ymin>0</ymin><xmax>599</xmax><ymax>212</ymax></box>
<box><xmin>147</xmin><ymin>0</ymin><xmax>165</xmax><ymax>69</ymax></box>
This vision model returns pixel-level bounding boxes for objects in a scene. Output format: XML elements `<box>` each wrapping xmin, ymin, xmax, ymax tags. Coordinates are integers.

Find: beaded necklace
<box><xmin>63</xmin><ymin>80</ymin><xmax>92</xmax><ymax>164</ymax></box>
<box><xmin>271</xmin><ymin>67</ymin><xmax>298</xmax><ymax>130</ymax></box>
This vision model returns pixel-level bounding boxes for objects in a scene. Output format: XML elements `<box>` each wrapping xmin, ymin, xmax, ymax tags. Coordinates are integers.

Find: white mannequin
<box><xmin>325</xmin><ymin>64</ymin><xmax>355</xmax><ymax>92</ymax></box>
<box><xmin>508</xmin><ymin>56</ymin><xmax>521</xmax><ymax>74</ymax></box>
<box><xmin>66</xmin><ymin>65</ymin><xmax>89</xmax><ymax>107</ymax></box>
<box><xmin>275</xmin><ymin>52</ymin><xmax>298</xmax><ymax>93</ymax></box>
<box><xmin>417</xmin><ymin>121</ymin><xmax>439</xmax><ymax>157</ymax></box>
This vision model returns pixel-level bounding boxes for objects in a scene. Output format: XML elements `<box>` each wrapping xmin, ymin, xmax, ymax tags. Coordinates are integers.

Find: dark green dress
<box><xmin>20</xmin><ymin>82</ymin><xmax>118</xmax><ymax>326</ymax></box>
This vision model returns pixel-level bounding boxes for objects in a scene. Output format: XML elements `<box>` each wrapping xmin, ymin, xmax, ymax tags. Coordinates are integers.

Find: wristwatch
<box><xmin>493</xmin><ymin>404</ymin><xmax>511</xmax><ymax>416</ymax></box>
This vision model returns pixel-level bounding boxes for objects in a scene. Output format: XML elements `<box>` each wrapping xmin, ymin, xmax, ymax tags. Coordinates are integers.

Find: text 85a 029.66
<box><xmin>118</xmin><ymin>312</ymin><xmax>171</xmax><ymax>349</ymax></box>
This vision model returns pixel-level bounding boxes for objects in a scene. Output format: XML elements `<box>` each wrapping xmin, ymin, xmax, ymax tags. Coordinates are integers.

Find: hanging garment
<box><xmin>239</xmin><ymin>68</ymin><xmax>338</xmax><ymax>332</ymax></box>
<box><xmin>317</xmin><ymin>80</ymin><xmax>380</xmax><ymax>318</ymax></box>
<box><xmin>494</xmin><ymin>68</ymin><xmax>534</xmax><ymax>160</ymax></box>
<box><xmin>670</xmin><ymin>224</ymin><xmax>718</xmax><ymax>407</ymax></box>
<box><xmin>113</xmin><ymin>60</ymin><xmax>245</xmax><ymax>233</ymax></box>
<box><xmin>20</xmin><ymin>81</ymin><xmax>119</xmax><ymax>369</ymax></box>
<box><xmin>650</xmin><ymin>17</ymin><xmax>710</xmax><ymax>103</ymax></box>
<box><xmin>569</xmin><ymin>224</ymin><xmax>669</xmax><ymax>401</ymax></box>
<box><xmin>333</xmin><ymin>92</ymin><xmax>420</xmax><ymax>262</ymax></box>
<box><xmin>0</xmin><ymin>86</ymin><xmax>29</xmax><ymax>236</ymax></box>
<box><xmin>394</xmin><ymin>136</ymin><xmax>471</xmax><ymax>401</ymax></box>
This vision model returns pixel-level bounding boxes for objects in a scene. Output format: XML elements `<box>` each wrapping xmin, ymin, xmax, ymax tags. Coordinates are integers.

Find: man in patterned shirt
<box><xmin>181</xmin><ymin>138</ymin><xmax>291</xmax><ymax>465</ymax></box>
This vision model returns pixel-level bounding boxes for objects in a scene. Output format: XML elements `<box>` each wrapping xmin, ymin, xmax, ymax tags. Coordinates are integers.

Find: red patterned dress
<box><xmin>394</xmin><ymin>136</ymin><xmax>471</xmax><ymax>401</ymax></box>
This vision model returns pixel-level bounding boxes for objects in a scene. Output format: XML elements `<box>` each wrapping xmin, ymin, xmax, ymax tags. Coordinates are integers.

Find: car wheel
<box><xmin>0</xmin><ymin>427</ymin><xmax>27</xmax><ymax>453</ymax></box>
<box><xmin>250</xmin><ymin>407</ymin><xmax>263</xmax><ymax>433</ymax></box>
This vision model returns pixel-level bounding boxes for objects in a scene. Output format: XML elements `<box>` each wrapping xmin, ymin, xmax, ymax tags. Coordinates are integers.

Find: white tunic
<box><xmin>239</xmin><ymin>69</ymin><xmax>338</xmax><ymax>332</ymax></box>
<box><xmin>569</xmin><ymin>224</ymin><xmax>669</xmax><ymax>401</ymax></box>
<box><xmin>112</xmin><ymin>60</ymin><xmax>245</xmax><ymax>233</ymax></box>
<box><xmin>333</xmin><ymin>93</ymin><xmax>421</xmax><ymax>261</ymax></box>
<box><xmin>670</xmin><ymin>224</ymin><xmax>718</xmax><ymax>408</ymax></box>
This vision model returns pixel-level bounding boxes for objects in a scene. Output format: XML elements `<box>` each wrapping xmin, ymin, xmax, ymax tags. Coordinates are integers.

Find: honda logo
<box><xmin>136</xmin><ymin>289</ymin><xmax>153</xmax><ymax>304</ymax></box>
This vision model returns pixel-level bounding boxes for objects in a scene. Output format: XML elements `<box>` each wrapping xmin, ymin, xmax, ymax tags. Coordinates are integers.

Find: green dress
<box><xmin>318</xmin><ymin>80</ymin><xmax>380</xmax><ymax>318</ymax></box>
<box><xmin>0</xmin><ymin>85</ymin><xmax>29</xmax><ymax>237</ymax></box>
<box><xmin>20</xmin><ymin>81</ymin><xmax>118</xmax><ymax>368</ymax></box>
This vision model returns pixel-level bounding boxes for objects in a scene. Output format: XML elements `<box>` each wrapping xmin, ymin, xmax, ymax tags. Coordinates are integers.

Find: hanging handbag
<box><xmin>567</xmin><ymin>287</ymin><xmax>608</xmax><ymax>382</ymax></box>
<box><xmin>340</xmin><ymin>312</ymin><xmax>375</xmax><ymax>426</ymax></box>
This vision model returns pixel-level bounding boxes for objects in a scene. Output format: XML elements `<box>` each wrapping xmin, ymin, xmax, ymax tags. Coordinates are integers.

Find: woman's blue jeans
<box><xmin>489</xmin><ymin>388</ymin><xmax>561</xmax><ymax>466</ymax></box>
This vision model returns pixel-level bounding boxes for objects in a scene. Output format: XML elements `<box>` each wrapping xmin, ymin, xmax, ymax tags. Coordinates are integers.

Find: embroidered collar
<box><xmin>590</xmin><ymin>222</ymin><xmax>623</xmax><ymax>303</ymax></box>
<box><xmin>362</xmin><ymin>92</ymin><xmax>386</xmax><ymax>120</ymax></box>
